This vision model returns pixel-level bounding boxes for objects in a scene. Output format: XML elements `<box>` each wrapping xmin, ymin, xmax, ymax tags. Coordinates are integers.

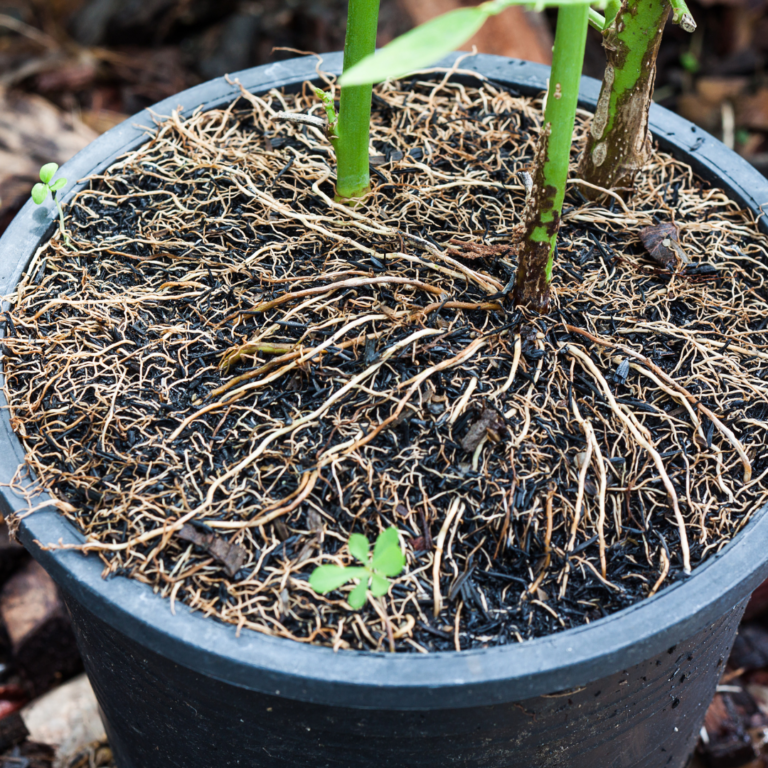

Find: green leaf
<box><xmin>370</xmin><ymin>573</ymin><xmax>390</xmax><ymax>597</ymax></box>
<box><xmin>309</xmin><ymin>565</ymin><xmax>352</xmax><ymax>593</ymax></box>
<box><xmin>39</xmin><ymin>163</ymin><xmax>59</xmax><ymax>184</ymax></box>
<box><xmin>373</xmin><ymin>526</ymin><xmax>399</xmax><ymax>560</ymax></box>
<box><xmin>340</xmin><ymin>0</ymin><xmax>596</xmax><ymax>87</ymax></box>
<box><xmin>347</xmin><ymin>579</ymin><xmax>369</xmax><ymax>609</ymax></box>
<box><xmin>348</xmin><ymin>533</ymin><xmax>370</xmax><ymax>563</ymax></box>
<box><xmin>372</xmin><ymin>527</ymin><xmax>406</xmax><ymax>577</ymax></box>
<box><xmin>340</xmin><ymin>7</ymin><xmax>490</xmax><ymax>86</ymax></box>
<box><xmin>373</xmin><ymin>546</ymin><xmax>406</xmax><ymax>577</ymax></box>
<box><xmin>49</xmin><ymin>178</ymin><xmax>67</xmax><ymax>193</ymax></box>
<box><xmin>31</xmin><ymin>183</ymin><xmax>49</xmax><ymax>205</ymax></box>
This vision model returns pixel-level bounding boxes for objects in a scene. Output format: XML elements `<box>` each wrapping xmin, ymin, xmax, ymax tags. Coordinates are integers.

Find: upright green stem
<box><xmin>579</xmin><ymin>0</ymin><xmax>694</xmax><ymax>196</ymax></box>
<box><xmin>336</xmin><ymin>0</ymin><xmax>380</xmax><ymax>202</ymax></box>
<box><xmin>513</xmin><ymin>5</ymin><xmax>589</xmax><ymax>312</ymax></box>
<box><xmin>54</xmin><ymin>192</ymin><xmax>70</xmax><ymax>248</ymax></box>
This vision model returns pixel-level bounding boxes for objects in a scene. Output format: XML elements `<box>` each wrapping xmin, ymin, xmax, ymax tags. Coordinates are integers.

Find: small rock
<box><xmin>22</xmin><ymin>674</ymin><xmax>105</xmax><ymax>768</ymax></box>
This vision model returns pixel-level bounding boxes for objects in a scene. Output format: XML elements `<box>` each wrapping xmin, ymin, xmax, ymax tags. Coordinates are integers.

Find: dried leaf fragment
<box><xmin>178</xmin><ymin>524</ymin><xmax>247</xmax><ymax>577</ymax></box>
<box><xmin>640</xmin><ymin>223</ymin><xmax>687</xmax><ymax>271</ymax></box>
<box><xmin>461</xmin><ymin>406</ymin><xmax>507</xmax><ymax>453</ymax></box>
<box><xmin>446</xmin><ymin>239</ymin><xmax>516</xmax><ymax>260</ymax></box>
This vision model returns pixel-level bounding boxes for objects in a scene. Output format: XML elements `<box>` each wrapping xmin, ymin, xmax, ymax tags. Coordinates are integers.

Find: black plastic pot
<box><xmin>2</xmin><ymin>53</ymin><xmax>768</xmax><ymax>768</ymax></box>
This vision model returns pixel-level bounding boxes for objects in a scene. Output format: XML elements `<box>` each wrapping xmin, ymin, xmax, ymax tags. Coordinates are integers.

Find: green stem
<box><xmin>54</xmin><ymin>192</ymin><xmax>70</xmax><ymax>249</ymax></box>
<box><xmin>336</xmin><ymin>0</ymin><xmax>380</xmax><ymax>202</ymax></box>
<box><xmin>670</xmin><ymin>0</ymin><xmax>696</xmax><ymax>31</ymax></box>
<box><xmin>579</xmin><ymin>0</ymin><xmax>694</xmax><ymax>196</ymax></box>
<box><xmin>588</xmin><ymin>8</ymin><xmax>606</xmax><ymax>31</ymax></box>
<box><xmin>513</xmin><ymin>4</ymin><xmax>589</xmax><ymax>312</ymax></box>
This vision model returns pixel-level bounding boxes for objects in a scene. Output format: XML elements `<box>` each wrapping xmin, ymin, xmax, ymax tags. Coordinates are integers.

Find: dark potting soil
<box><xmin>5</xmin><ymin>74</ymin><xmax>768</xmax><ymax>653</ymax></box>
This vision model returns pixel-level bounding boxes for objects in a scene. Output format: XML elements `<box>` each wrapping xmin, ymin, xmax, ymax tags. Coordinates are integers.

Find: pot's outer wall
<box><xmin>66</xmin><ymin>590</ymin><xmax>745</xmax><ymax>768</ymax></box>
<box><xmin>0</xmin><ymin>51</ymin><xmax>767</xmax><ymax>765</ymax></box>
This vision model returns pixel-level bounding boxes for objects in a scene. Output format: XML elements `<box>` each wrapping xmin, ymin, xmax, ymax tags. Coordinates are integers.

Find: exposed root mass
<box><xmin>5</xmin><ymin>73</ymin><xmax>768</xmax><ymax>652</ymax></box>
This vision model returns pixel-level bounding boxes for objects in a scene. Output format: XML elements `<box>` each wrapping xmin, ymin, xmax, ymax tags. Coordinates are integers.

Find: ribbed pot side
<box><xmin>2</xmin><ymin>53</ymin><xmax>768</xmax><ymax>768</ymax></box>
<box><xmin>66</xmin><ymin>590</ymin><xmax>745</xmax><ymax>768</ymax></box>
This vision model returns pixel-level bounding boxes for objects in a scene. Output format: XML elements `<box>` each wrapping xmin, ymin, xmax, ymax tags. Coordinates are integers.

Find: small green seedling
<box><xmin>31</xmin><ymin>163</ymin><xmax>69</xmax><ymax>247</ymax></box>
<box><xmin>309</xmin><ymin>527</ymin><xmax>405</xmax><ymax>609</ymax></box>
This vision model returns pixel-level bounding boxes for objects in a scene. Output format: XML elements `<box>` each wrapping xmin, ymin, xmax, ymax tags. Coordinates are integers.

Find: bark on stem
<box><xmin>579</xmin><ymin>0</ymin><xmax>670</xmax><ymax>197</ymax></box>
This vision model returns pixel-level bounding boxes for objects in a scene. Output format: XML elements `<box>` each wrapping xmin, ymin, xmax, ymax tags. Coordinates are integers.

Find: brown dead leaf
<box><xmin>177</xmin><ymin>524</ymin><xmax>246</xmax><ymax>577</ymax></box>
<box><xmin>677</xmin><ymin>93</ymin><xmax>722</xmax><ymax>133</ymax></box>
<box><xmin>36</xmin><ymin>61</ymin><xmax>97</xmax><ymax>93</ymax></box>
<box><xmin>307</xmin><ymin>508</ymin><xmax>323</xmax><ymax>532</ymax></box>
<box><xmin>640</xmin><ymin>223</ymin><xmax>682</xmax><ymax>271</ymax></box>
<box><xmin>461</xmin><ymin>406</ymin><xmax>507</xmax><ymax>453</ymax></box>
<box><xmin>274</xmin><ymin>519</ymin><xmax>290</xmax><ymax>541</ymax></box>
<box><xmin>81</xmin><ymin>109</ymin><xmax>130</xmax><ymax>135</ymax></box>
<box><xmin>293</xmin><ymin>539</ymin><xmax>318</xmax><ymax>566</ymax></box>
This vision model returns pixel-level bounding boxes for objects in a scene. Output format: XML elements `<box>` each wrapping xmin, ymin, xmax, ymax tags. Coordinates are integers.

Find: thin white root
<box><xmin>566</xmin><ymin>344</ymin><xmax>692</xmax><ymax>574</ymax></box>
<box><xmin>493</xmin><ymin>334</ymin><xmax>522</xmax><ymax>396</ymax></box>
<box><xmin>568</xmin><ymin>391</ymin><xmax>607</xmax><ymax>577</ymax></box>
<box><xmin>566</xmin><ymin>324</ymin><xmax>753</xmax><ymax>483</ymax></box>
<box><xmin>433</xmin><ymin>498</ymin><xmax>465</xmax><ymax>617</ymax></box>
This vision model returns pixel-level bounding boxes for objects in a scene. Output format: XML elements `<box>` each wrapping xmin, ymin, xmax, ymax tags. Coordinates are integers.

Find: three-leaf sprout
<box><xmin>31</xmin><ymin>163</ymin><xmax>69</xmax><ymax>247</ymax></box>
<box><xmin>309</xmin><ymin>527</ymin><xmax>406</xmax><ymax>609</ymax></box>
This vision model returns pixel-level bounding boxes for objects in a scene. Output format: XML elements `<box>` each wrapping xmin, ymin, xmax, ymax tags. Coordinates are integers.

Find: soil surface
<box><xmin>5</xmin><ymin>73</ymin><xmax>768</xmax><ymax>652</ymax></box>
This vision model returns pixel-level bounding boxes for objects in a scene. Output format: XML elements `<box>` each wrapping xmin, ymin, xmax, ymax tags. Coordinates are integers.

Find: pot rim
<box><xmin>2</xmin><ymin>52</ymin><xmax>768</xmax><ymax>710</ymax></box>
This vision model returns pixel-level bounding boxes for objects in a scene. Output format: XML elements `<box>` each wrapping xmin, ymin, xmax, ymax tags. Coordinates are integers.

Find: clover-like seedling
<box><xmin>31</xmin><ymin>163</ymin><xmax>70</xmax><ymax>247</ymax></box>
<box><xmin>309</xmin><ymin>527</ymin><xmax>406</xmax><ymax>609</ymax></box>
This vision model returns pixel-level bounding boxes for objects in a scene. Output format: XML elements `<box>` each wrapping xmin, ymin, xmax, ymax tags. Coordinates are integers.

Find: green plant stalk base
<box><xmin>579</xmin><ymin>0</ymin><xmax>671</xmax><ymax>194</ymax></box>
<box><xmin>336</xmin><ymin>0</ymin><xmax>380</xmax><ymax>201</ymax></box>
<box><xmin>513</xmin><ymin>3</ymin><xmax>589</xmax><ymax>312</ymax></box>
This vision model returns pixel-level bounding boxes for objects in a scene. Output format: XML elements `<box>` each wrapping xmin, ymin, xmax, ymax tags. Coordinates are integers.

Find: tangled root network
<box><xmin>5</xmin><ymin>71</ymin><xmax>768</xmax><ymax>652</ymax></box>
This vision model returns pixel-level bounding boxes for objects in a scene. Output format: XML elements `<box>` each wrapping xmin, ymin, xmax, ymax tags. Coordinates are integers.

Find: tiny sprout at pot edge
<box><xmin>31</xmin><ymin>163</ymin><xmax>69</xmax><ymax>248</ymax></box>
<box><xmin>310</xmin><ymin>527</ymin><xmax>406</xmax><ymax>609</ymax></box>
